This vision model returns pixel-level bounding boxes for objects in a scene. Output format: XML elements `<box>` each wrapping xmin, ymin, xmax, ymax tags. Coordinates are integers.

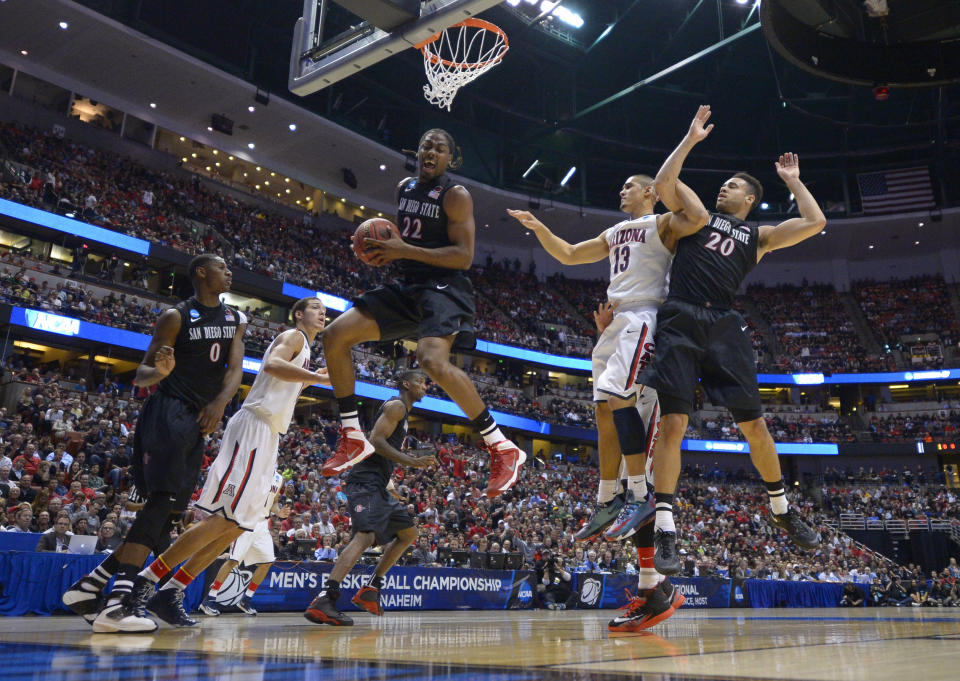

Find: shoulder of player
<box><xmin>379</xmin><ymin>399</ymin><xmax>408</xmax><ymax>419</ymax></box>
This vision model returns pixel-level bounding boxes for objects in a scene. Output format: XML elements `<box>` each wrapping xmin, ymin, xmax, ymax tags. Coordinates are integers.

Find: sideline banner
<box><xmin>204</xmin><ymin>561</ymin><xmax>537</xmax><ymax>612</ymax></box>
<box><xmin>572</xmin><ymin>573</ymin><xmax>732</xmax><ymax>609</ymax></box>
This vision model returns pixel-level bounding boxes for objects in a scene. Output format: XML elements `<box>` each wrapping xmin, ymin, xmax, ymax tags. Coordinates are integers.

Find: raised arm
<box><xmin>657</xmin><ymin>180</ymin><xmax>710</xmax><ymax>250</ymax></box>
<box><xmin>366</xmin><ymin>186</ymin><xmax>475</xmax><ymax>270</ymax></box>
<box><xmin>133</xmin><ymin>309</ymin><xmax>181</xmax><ymax>388</ymax></box>
<box><xmin>506</xmin><ymin>210</ymin><xmax>609</xmax><ymax>265</ymax></box>
<box><xmin>655</xmin><ymin>105</ymin><xmax>714</xmax><ymax>212</ymax></box>
<box><xmin>370</xmin><ymin>402</ymin><xmax>436</xmax><ymax>468</ymax></box>
<box><xmin>757</xmin><ymin>153</ymin><xmax>827</xmax><ymax>260</ymax></box>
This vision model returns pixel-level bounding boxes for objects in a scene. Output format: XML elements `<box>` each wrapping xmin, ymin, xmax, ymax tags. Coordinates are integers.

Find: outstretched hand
<box><xmin>506</xmin><ymin>209</ymin><xmax>546</xmax><ymax>233</ymax></box>
<box><xmin>687</xmin><ymin>105</ymin><xmax>714</xmax><ymax>144</ymax></box>
<box><xmin>775</xmin><ymin>152</ymin><xmax>800</xmax><ymax>182</ymax></box>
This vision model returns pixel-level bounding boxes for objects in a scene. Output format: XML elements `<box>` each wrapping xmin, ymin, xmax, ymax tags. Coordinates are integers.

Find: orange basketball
<box><xmin>351</xmin><ymin>218</ymin><xmax>401</xmax><ymax>266</ymax></box>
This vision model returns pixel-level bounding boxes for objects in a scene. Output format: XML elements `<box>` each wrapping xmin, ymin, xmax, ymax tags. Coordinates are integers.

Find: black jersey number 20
<box><xmin>704</xmin><ymin>232</ymin><xmax>736</xmax><ymax>257</ymax></box>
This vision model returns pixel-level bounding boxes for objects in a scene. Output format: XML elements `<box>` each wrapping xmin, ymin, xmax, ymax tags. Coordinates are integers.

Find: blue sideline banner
<box><xmin>572</xmin><ymin>573</ymin><xmax>731</xmax><ymax>609</ymax></box>
<box><xmin>207</xmin><ymin>562</ymin><xmax>537</xmax><ymax>612</ymax></box>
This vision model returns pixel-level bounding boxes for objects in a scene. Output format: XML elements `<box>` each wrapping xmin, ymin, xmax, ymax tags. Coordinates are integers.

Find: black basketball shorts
<box><xmin>637</xmin><ymin>298</ymin><xmax>763</xmax><ymax>422</ymax></box>
<box><xmin>345</xmin><ymin>480</ymin><xmax>414</xmax><ymax>546</ymax></box>
<box><xmin>354</xmin><ymin>273</ymin><xmax>476</xmax><ymax>351</ymax></box>
<box><xmin>131</xmin><ymin>391</ymin><xmax>204</xmax><ymax>510</ymax></box>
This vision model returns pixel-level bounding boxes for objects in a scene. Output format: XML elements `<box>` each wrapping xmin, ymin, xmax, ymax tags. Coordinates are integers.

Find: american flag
<box><xmin>857</xmin><ymin>167</ymin><xmax>935</xmax><ymax>214</ymax></box>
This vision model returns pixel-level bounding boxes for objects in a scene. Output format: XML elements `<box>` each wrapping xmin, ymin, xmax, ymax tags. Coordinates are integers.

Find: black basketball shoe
<box><xmin>62</xmin><ymin>576</ymin><xmax>105</xmax><ymax>624</ymax></box>
<box><xmin>653</xmin><ymin>529</ymin><xmax>681</xmax><ymax>576</ymax></box>
<box><xmin>608</xmin><ymin>579</ymin><xmax>685</xmax><ymax>632</ymax></box>
<box><xmin>147</xmin><ymin>588</ymin><xmax>199</xmax><ymax>627</ymax></box>
<box><xmin>769</xmin><ymin>509</ymin><xmax>820</xmax><ymax>549</ymax></box>
<box><xmin>304</xmin><ymin>591</ymin><xmax>354</xmax><ymax>626</ymax></box>
<box><xmin>574</xmin><ymin>492</ymin><xmax>626</xmax><ymax>542</ymax></box>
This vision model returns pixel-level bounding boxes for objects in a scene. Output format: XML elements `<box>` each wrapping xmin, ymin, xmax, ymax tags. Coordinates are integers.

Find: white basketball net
<box><xmin>420</xmin><ymin>20</ymin><xmax>508</xmax><ymax>111</ymax></box>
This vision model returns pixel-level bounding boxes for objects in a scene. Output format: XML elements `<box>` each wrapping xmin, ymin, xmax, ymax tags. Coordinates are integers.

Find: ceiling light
<box><xmin>212</xmin><ymin>149</ymin><xmax>218</xmax><ymax>155</ymax></box>
<box><xmin>285</xmin><ymin>178</ymin><xmax>290</xmax><ymax>183</ymax></box>
<box><xmin>736</xmin><ymin>0</ymin><xmax>749</xmax><ymax>4</ymax></box>
<box><xmin>379</xmin><ymin>164</ymin><xmax>387</xmax><ymax>171</ymax></box>
<box><xmin>918</xmin><ymin>222</ymin><xmax>924</xmax><ymax>227</ymax></box>
<box><xmin>207</xmin><ymin>126</ymin><xmax>213</xmax><ymax>132</ymax></box>
<box><xmin>181</xmin><ymin>157</ymin><xmax>187</xmax><ymax>163</ymax></box>
<box><xmin>19</xmin><ymin>50</ymin><xmax>28</xmax><ymax>56</ymax></box>
<box><xmin>205</xmin><ymin>166</ymin><xmax>211</xmax><ymax>171</ymax></box>
<box><xmin>277</xmin><ymin>193</ymin><xmax>281</xmax><ymax>197</ymax></box>
<box><xmin>215</xmin><ymin>162</ymin><xmax>221</xmax><ymax>167</ymax></box>
<box><xmin>288</xmin><ymin>123</ymin><xmax>297</xmax><ymax>131</ymax></box>
<box><xmin>247</xmin><ymin>142</ymin><xmax>255</xmax><ymax>149</ymax></box>
<box><xmin>286</xmin><ymin>189</ymin><xmax>291</xmax><ymax>194</ymax></box>
<box><xmin>228</xmin><ymin>155</ymin><xmax>234</xmax><ymax>160</ymax></box>
<box><xmin>179</xmin><ymin>136</ymin><xmax>185</xmax><ymax>142</ymax></box>
<box><xmin>820</xmin><ymin>230</ymin><xmax>826</xmax><ymax>235</ymax></box>
<box><xmin>149</xmin><ymin>102</ymin><xmax>157</xmax><ymax>109</ymax></box>
<box><xmin>248</xmin><ymin>106</ymin><xmax>255</xmax><ymax>113</ymax></box>
<box><xmin>256</xmin><ymin>166</ymin><xmax>261</xmax><ymax>171</ymax></box>
<box><xmin>191</xmin><ymin>153</ymin><xmax>197</xmax><ymax>158</ymax></box>
<box><xmin>243</xmin><ymin>172</ymin><xmax>248</xmax><ymax>177</ymax></box>
<box><xmin>915</xmin><ymin>241</ymin><xmax>920</xmax><ymax>245</ymax></box>
<box><xmin>59</xmin><ymin>21</ymin><xmax>68</xmax><ymax>30</ymax></box>
<box><xmin>360</xmin><ymin>205</ymin><xmax>365</xmax><ymax>210</ymax></box>
<box><xmin>255</xmin><ymin>184</ymin><xmax>261</xmax><ymax>189</ymax></box>
<box><xmin>378</xmin><ymin>213</ymin><xmax>383</xmax><ymax>217</ymax></box>
<box><xmin>868</xmin><ymin>244</ymin><xmax>874</xmax><ymax>249</ymax></box>
<box><xmin>540</xmin><ymin>2</ymin><xmax>583</xmax><ymax>29</ymax></box>
<box><xmin>760</xmin><ymin>202</ymin><xmax>770</xmax><ymax>210</ymax></box>
<box><xmin>560</xmin><ymin>166</ymin><xmax>577</xmax><ymax>187</ymax></box>
<box><xmin>522</xmin><ymin>160</ymin><xmax>540</xmax><ymax>179</ymax></box>
<box><xmin>270</xmin><ymin>172</ymin><xmax>276</xmax><ymax>177</ymax></box>
<box><xmin>340</xmin><ymin>198</ymin><xmax>346</xmax><ymax>203</ymax></box>
<box><xmin>264</xmin><ymin>180</ymin><xmax>270</xmax><ymax>186</ymax></box>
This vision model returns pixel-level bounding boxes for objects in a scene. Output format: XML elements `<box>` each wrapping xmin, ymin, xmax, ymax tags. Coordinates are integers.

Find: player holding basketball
<box><xmin>643</xmin><ymin>131</ymin><xmax>825</xmax><ymax>575</ymax></box>
<box><xmin>63</xmin><ymin>254</ymin><xmax>246</xmax><ymax>631</ymax></box>
<box><xmin>198</xmin><ymin>471</ymin><xmax>287</xmax><ymax>617</ymax></box>
<box><xmin>94</xmin><ymin>297</ymin><xmax>328</xmax><ymax>632</ymax></box>
<box><xmin>321</xmin><ymin>128</ymin><xmax>525</xmax><ymax>498</ymax></box>
<box><xmin>507</xmin><ymin>107</ymin><xmax>713</xmax><ymax>542</ymax></box>
<box><xmin>305</xmin><ymin>370</ymin><xmax>436</xmax><ymax>626</ymax></box>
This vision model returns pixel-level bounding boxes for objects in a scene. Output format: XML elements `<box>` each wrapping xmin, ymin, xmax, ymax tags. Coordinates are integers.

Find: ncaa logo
<box><xmin>214</xmin><ymin>565</ymin><xmax>254</xmax><ymax>606</ymax></box>
<box><xmin>580</xmin><ymin>578</ymin><xmax>602</xmax><ymax>606</ymax></box>
<box><xmin>517</xmin><ymin>581</ymin><xmax>533</xmax><ymax>606</ymax></box>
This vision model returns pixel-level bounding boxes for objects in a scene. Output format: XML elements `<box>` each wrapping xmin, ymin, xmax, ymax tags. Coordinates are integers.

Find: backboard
<box><xmin>288</xmin><ymin>0</ymin><xmax>504</xmax><ymax>97</ymax></box>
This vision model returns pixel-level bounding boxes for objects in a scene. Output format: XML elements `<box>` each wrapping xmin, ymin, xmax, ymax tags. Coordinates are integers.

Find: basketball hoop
<box><xmin>416</xmin><ymin>18</ymin><xmax>509</xmax><ymax>111</ymax></box>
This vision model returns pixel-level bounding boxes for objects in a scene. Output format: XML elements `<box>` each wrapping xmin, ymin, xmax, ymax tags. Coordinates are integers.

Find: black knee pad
<box><xmin>124</xmin><ymin>492</ymin><xmax>177</xmax><ymax>549</ymax></box>
<box><xmin>612</xmin><ymin>406</ymin><xmax>647</xmax><ymax>457</ymax></box>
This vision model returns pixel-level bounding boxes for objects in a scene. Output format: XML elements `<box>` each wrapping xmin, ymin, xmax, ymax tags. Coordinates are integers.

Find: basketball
<box><xmin>351</xmin><ymin>218</ymin><xmax>401</xmax><ymax>266</ymax></box>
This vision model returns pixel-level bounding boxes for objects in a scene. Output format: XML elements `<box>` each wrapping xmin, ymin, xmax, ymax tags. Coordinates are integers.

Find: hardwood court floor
<box><xmin>0</xmin><ymin>608</ymin><xmax>958</xmax><ymax>681</ymax></box>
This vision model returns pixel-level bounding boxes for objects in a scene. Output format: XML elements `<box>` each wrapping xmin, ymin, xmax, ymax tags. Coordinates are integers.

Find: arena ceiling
<box><xmin>65</xmin><ymin>0</ymin><xmax>960</xmax><ymax>213</ymax></box>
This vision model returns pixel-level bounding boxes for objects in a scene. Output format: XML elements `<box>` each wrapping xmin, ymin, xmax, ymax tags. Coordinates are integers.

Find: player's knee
<box><xmin>736</xmin><ymin>416</ymin><xmax>769</xmax><ymax>439</ymax></box>
<box><xmin>416</xmin><ymin>349</ymin><xmax>449</xmax><ymax>378</ymax></box>
<box><xmin>353</xmin><ymin>531</ymin><xmax>376</xmax><ymax>546</ymax></box>
<box><xmin>595</xmin><ymin>401</ymin><xmax>612</xmax><ymax>418</ymax></box>
<box><xmin>396</xmin><ymin>527</ymin><xmax>417</xmax><ymax>544</ymax></box>
<box><xmin>658</xmin><ymin>413</ymin><xmax>687</xmax><ymax>440</ymax></box>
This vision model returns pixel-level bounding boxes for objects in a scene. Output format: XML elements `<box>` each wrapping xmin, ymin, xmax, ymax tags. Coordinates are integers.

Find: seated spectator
<box><xmin>314</xmin><ymin>534</ymin><xmax>338</xmax><ymax>562</ymax></box>
<box><xmin>4</xmin><ymin>503</ymin><xmax>32</xmax><ymax>532</ymax></box>
<box><xmin>35</xmin><ymin>514</ymin><xmax>72</xmax><ymax>552</ymax></box>
<box><xmin>410</xmin><ymin>537</ymin><xmax>437</xmax><ymax>566</ymax></box>
<box><xmin>95</xmin><ymin>520</ymin><xmax>121</xmax><ymax>553</ymax></box>
<box><xmin>840</xmin><ymin>582</ymin><xmax>865</xmax><ymax>607</ymax></box>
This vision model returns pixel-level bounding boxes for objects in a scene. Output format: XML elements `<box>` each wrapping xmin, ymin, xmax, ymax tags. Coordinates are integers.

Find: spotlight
<box><xmin>760</xmin><ymin>202</ymin><xmax>770</xmax><ymax>210</ymax></box>
<box><xmin>248</xmin><ymin>142</ymin><xmax>255</xmax><ymax>149</ymax></box>
<box><xmin>379</xmin><ymin>164</ymin><xmax>387</xmax><ymax>171</ymax></box>
<box><xmin>288</xmin><ymin>123</ymin><xmax>297</xmax><ymax>131</ymax></box>
<box><xmin>59</xmin><ymin>21</ymin><xmax>68</xmax><ymax>30</ymax></box>
<box><xmin>149</xmin><ymin>102</ymin><xmax>157</xmax><ymax>109</ymax></box>
<box><xmin>19</xmin><ymin>50</ymin><xmax>27</xmax><ymax>56</ymax></box>
<box><xmin>248</xmin><ymin>106</ymin><xmax>255</xmax><ymax>113</ymax></box>
<box><xmin>560</xmin><ymin>166</ymin><xmax>577</xmax><ymax>187</ymax></box>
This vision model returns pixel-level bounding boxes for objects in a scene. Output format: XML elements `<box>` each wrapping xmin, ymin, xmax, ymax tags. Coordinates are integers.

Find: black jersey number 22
<box><xmin>401</xmin><ymin>216</ymin><xmax>422</xmax><ymax>239</ymax></box>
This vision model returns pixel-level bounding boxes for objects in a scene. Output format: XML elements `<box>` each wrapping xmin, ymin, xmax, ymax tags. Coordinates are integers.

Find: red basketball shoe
<box><xmin>321</xmin><ymin>427</ymin><xmax>375</xmax><ymax>477</ymax></box>
<box><xmin>351</xmin><ymin>586</ymin><xmax>383</xmax><ymax>616</ymax></box>
<box><xmin>485</xmin><ymin>440</ymin><xmax>526</xmax><ymax>498</ymax></box>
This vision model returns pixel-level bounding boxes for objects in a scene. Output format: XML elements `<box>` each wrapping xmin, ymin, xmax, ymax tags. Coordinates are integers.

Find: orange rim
<box><xmin>416</xmin><ymin>17</ymin><xmax>509</xmax><ymax>70</ymax></box>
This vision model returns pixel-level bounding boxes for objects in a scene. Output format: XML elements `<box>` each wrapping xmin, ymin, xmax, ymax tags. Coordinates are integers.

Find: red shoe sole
<box><xmin>607</xmin><ymin>593</ymin><xmax>685</xmax><ymax>632</ymax></box>
<box><xmin>304</xmin><ymin>608</ymin><xmax>351</xmax><ymax>626</ymax></box>
<box><xmin>352</xmin><ymin>599</ymin><xmax>383</xmax><ymax>616</ymax></box>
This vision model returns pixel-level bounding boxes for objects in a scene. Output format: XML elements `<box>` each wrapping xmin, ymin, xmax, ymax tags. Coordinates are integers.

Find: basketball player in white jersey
<box><xmin>507</xmin><ymin>106</ymin><xmax>714</xmax><ymax>541</ymax></box>
<box><xmin>94</xmin><ymin>297</ymin><xmax>329</xmax><ymax>633</ymax></box>
<box><xmin>199</xmin><ymin>471</ymin><xmax>287</xmax><ymax>616</ymax></box>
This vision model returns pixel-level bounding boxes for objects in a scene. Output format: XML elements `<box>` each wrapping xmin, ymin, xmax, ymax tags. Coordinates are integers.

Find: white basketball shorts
<box><xmin>229</xmin><ymin>518</ymin><xmax>275</xmax><ymax>565</ymax></box>
<box><xmin>195</xmin><ymin>408</ymin><xmax>280</xmax><ymax>531</ymax></box>
<box><xmin>592</xmin><ymin>304</ymin><xmax>659</xmax><ymax>403</ymax></box>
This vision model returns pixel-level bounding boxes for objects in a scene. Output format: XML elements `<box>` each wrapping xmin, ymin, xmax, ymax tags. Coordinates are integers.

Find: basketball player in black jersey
<box><xmin>641</xmin><ymin>124</ymin><xmax>826</xmax><ymax>575</ymax></box>
<box><xmin>63</xmin><ymin>254</ymin><xmax>247</xmax><ymax>632</ymax></box>
<box><xmin>305</xmin><ymin>370</ymin><xmax>436</xmax><ymax>625</ymax></box>
<box><xmin>322</xmin><ymin>128</ymin><xmax>525</xmax><ymax>499</ymax></box>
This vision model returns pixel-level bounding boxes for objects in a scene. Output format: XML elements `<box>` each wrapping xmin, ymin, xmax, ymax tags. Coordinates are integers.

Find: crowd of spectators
<box><xmin>746</xmin><ymin>283</ymin><xmax>892</xmax><ymax>374</ymax></box>
<box><xmin>3</xmin><ymin>119</ymin><xmax>960</xmax><ymax>371</ymax></box>
<box><xmin>854</xmin><ymin>275</ymin><xmax>959</xmax><ymax>360</ymax></box>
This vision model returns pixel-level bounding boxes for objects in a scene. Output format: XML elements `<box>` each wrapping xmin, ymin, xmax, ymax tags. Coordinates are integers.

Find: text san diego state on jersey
<box><xmin>667</xmin><ymin>212</ymin><xmax>759</xmax><ymax>309</ymax></box>
<box><xmin>159</xmin><ymin>297</ymin><xmax>246</xmax><ymax>410</ymax></box>
<box><xmin>396</xmin><ymin>174</ymin><xmax>458</xmax><ymax>280</ymax></box>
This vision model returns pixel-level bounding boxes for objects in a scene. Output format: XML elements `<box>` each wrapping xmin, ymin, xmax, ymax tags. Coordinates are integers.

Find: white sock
<box><xmin>481</xmin><ymin>425</ymin><xmax>506</xmax><ymax>446</ymax></box>
<box><xmin>627</xmin><ymin>474</ymin><xmax>646</xmax><ymax>499</ymax></box>
<box><xmin>769</xmin><ymin>491</ymin><xmax>788</xmax><ymax>515</ymax></box>
<box><xmin>637</xmin><ymin>568</ymin><xmax>660</xmax><ymax>591</ymax></box>
<box><xmin>655</xmin><ymin>505</ymin><xmax>676</xmax><ymax>533</ymax></box>
<box><xmin>341</xmin><ymin>414</ymin><xmax>361</xmax><ymax>431</ymax></box>
<box><xmin>597</xmin><ymin>479</ymin><xmax>617</xmax><ymax>504</ymax></box>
